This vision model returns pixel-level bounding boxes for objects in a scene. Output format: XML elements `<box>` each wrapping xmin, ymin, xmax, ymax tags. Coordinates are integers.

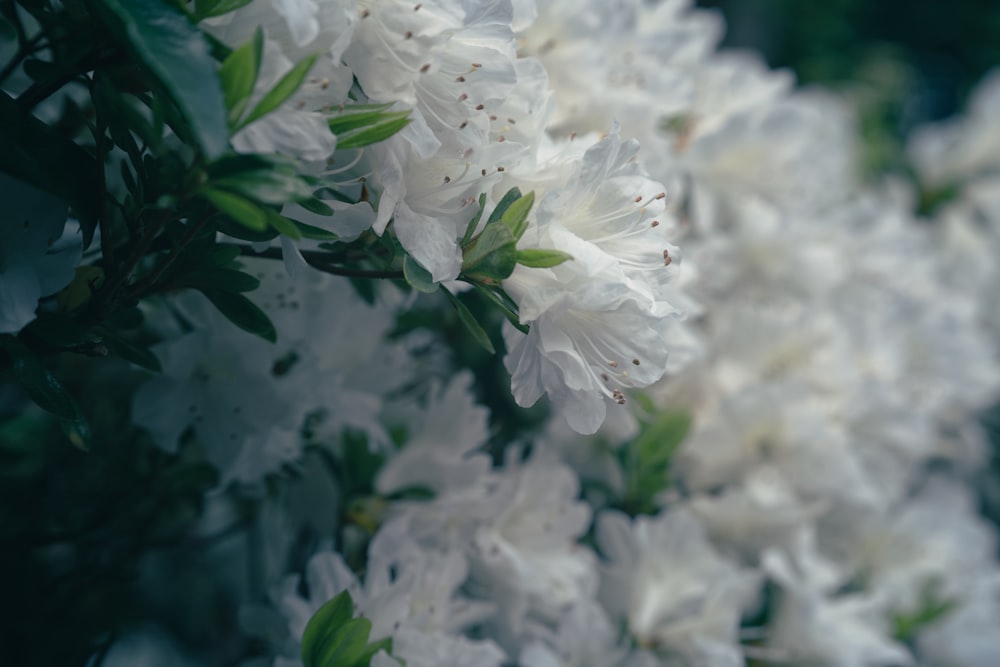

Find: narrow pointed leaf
<box><xmin>403</xmin><ymin>255</ymin><xmax>438</xmax><ymax>293</ymax></box>
<box><xmin>500</xmin><ymin>190</ymin><xmax>534</xmax><ymax>241</ymax></box>
<box><xmin>516</xmin><ymin>248</ymin><xmax>573</xmax><ymax>268</ymax></box>
<box><xmin>91</xmin><ymin>0</ymin><xmax>229</xmax><ymax>159</ymax></box>
<box><xmin>199</xmin><ymin>187</ymin><xmax>268</xmax><ymax>231</ymax></box>
<box><xmin>219</xmin><ymin>28</ymin><xmax>263</xmax><ymax>125</ymax></box>
<box><xmin>301</xmin><ymin>591</ymin><xmax>354</xmax><ymax>667</ymax></box>
<box><xmin>326</xmin><ymin>103</ymin><xmax>395</xmax><ymax>134</ymax></box>
<box><xmin>443</xmin><ymin>290</ymin><xmax>495</xmax><ymax>354</ymax></box>
<box><xmin>198</xmin><ymin>289</ymin><xmax>276</xmax><ymax>342</ymax></box>
<box><xmin>241</xmin><ymin>53</ymin><xmax>319</xmax><ymax>127</ymax></box>
<box><xmin>335</xmin><ymin>114</ymin><xmax>411</xmax><ymax>150</ymax></box>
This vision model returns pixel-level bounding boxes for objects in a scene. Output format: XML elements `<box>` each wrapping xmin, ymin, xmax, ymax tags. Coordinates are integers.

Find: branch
<box><xmin>226</xmin><ymin>244</ymin><xmax>405</xmax><ymax>280</ymax></box>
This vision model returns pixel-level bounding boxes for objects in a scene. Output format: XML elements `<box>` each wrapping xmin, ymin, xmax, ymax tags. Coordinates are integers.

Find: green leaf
<box><xmin>23</xmin><ymin>313</ymin><xmax>89</xmax><ymax>348</ymax></box>
<box><xmin>335</xmin><ymin>112</ymin><xmax>412</xmax><ymax>150</ymax></box>
<box><xmin>355</xmin><ymin>637</ymin><xmax>393</xmax><ymax>666</ymax></box>
<box><xmin>91</xmin><ymin>0</ymin><xmax>229</xmax><ymax>159</ymax></box>
<box><xmin>294</xmin><ymin>220</ymin><xmax>339</xmax><ymax>241</ymax></box>
<box><xmin>211</xmin><ymin>244</ymin><xmax>243</xmax><ymax>266</ymax></box>
<box><xmin>177</xmin><ymin>268</ymin><xmax>261</xmax><ymax>293</ymax></box>
<box><xmin>210</xmin><ymin>166</ymin><xmax>315</xmax><ymax>205</ymax></box>
<box><xmin>516</xmin><ymin>248</ymin><xmax>573</xmax><ymax>268</ymax></box>
<box><xmin>461</xmin><ymin>221</ymin><xmax>517</xmax><ymax>281</ymax></box>
<box><xmin>461</xmin><ymin>193</ymin><xmax>487</xmax><ymax>246</ymax></box>
<box><xmin>199</xmin><ymin>187</ymin><xmax>268</xmax><ymax>231</ymax></box>
<box><xmin>241</xmin><ymin>52</ymin><xmax>320</xmax><ymax>127</ymax></box>
<box><xmin>0</xmin><ymin>93</ymin><xmax>101</xmax><ymax>247</ymax></box>
<box><xmin>219</xmin><ymin>27</ymin><xmax>263</xmax><ymax>126</ymax></box>
<box><xmin>403</xmin><ymin>255</ymin><xmax>437</xmax><ymax>293</ymax></box>
<box><xmin>443</xmin><ymin>290</ymin><xmax>495</xmax><ymax>354</ymax></box>
<box><xmin>326</xmin><ymin>103</ymin><xmax>395</xmax><ymax>134</ymax></box>
<box><xmin>1</xmin><ymin>335</ymin><xmax>91</xmax><ymax>450</ymax></box>
<box><xmin>472</xmin><ymin>283</ymin><xmax>527</xmax><ymax>333</ymax></box>
<box><xmin>622</xmin><ymin>410</ymin><xmax>691</xmax><ymax>515</ymax></box>
<box><xmin>213</xmin><ymin>215</ymin><xmax>280</xmax><ymax>242</ymax></box>
<box><xmin>266</xmin><ymin>210</ymin><xmax>303</xmax><ymax>240</ymax></box>
<box><xmin>486</xmin><ymin>187</ymin><xmax>522</xmax><ymax>226</ymax></box>
<box><xmin>634</xmin><ymin>411</ymin><xmax>691</xmax><ymax>468</ymax></box>
<box><xmin>298</xmin><ymin>197</ymin><xmax>335</xmax><ymax>217</ymax></box>
<box><xmin>102</xmin><ymin>333</ymin><xmax>162</xmax><ymax>372</ymax></box>
<box><xmin>301</xmin><ymin>591</ymin><xmax>355</xmax><ymax>667</ymax></box>
<box><xmin>500</xmin><ymin>190</ymin><xmax>534</xmax><ymax>241</ymax></box>
<box><xmin>314</xmin><ymin>617</ymin><xmax>372</xmax><ymax>667</ymax></box>
<box><xmin>198</xmin><ymin>289</ymin><xmax>276</xmax><ymax>342</ymax></box>
<box><xmin>193</xmin><ymin>0</ymin><xmax>255</xmax><ymax>19</ymax></box>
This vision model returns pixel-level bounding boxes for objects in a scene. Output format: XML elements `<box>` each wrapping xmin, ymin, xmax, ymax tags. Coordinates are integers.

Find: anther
<box><xmin>634</xmin><ymin>195</ymin><xmax>643</xmax><ymax>203</ymax></box>
<box><xmin>458</xmin><ymin>93</ymin><xmax>468</xmax><ymax>102</ymax></box>
<box><xmin>651</xmin><ymin>220</ymin><xmax>660</xmax><ymax>227</ymax></box>
<box><xmin>475</xmin><ymin>104</ymin><xmax>485</xmax><ymax>110</ymax></box>
<box><xmin>497</xmin><ymin>166</ymin><xmax>505</xmax><ymax>172</ymax></box>
<box><xmin>632</xmin><ymin>358</ymin><xmax>640</xmax><ymax>366</ymax></box>
<box><xmin>608</xmin><ymin>360</ymin><xmax>618</xmax><ymax>368</ymax></box>
<box><xmin>663</xmin><ymin>249</ymin><xmax>672</xmax><ymax>266</ymax></box>
<box><xmin>497</xmin><ymin>135</ymin><xmax>506</xmax><ymax>142</ymax></box>
<box><xmin>361</xmin><ymin>8</ymin><xmax>370</xmax><ymax>17</ymax></box>
<box><xmin>472</xmin><ymin>62</ymin><xmax>482</xmax><ymax>68</ymax></box>
<box><xmin>404</xmin><ymin>30</ymin><xmax>413</xmax><ymax>39</ymax></box>
<box><xmin>443</xmin><ymin>176</ymin><xmax>451</xmax><ymax>183</ymax></box>
<box><xmin>655</xmin><ymin>192</ymin><xmax>666</xmax><ymax>200</ymax></box>
<box><xmin>414</xmin><ymin>3</ymin><xmax>421</xmax><ymax>9</ymax></box>
<box><xmin>420</xmin><ymin>63</ymin><xmax>431</xmax><ymax>73</ymax></box>
<box><xmin>459</xmin><ymin>120</ymin><xmax>468</xmax><ymax>129</ymax></box>
<box><xmin>456</xmin><ymin>75</ymin><xmax>466</xmax><ymax>82</ymax></box>
<box><xmin>507</xmin><ymin>117</ymin><xmax>516</xmax><ymax>124</ymax></box>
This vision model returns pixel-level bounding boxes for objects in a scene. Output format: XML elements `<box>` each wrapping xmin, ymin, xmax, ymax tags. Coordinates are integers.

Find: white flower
<box><xmin>596</xmin><ymin>508</ymin><xmax>758</xmax><ymax>657</ymax></box>
<box><xmin>502</xmin><ymin>128</ymin><xmax>687</xmax><ymax>434</ymax></box>
<box><xmin>376</xmin><ymin>371</ymin><xmax>492</xmax><ymax>496</ymax></box>
<box><xmin>0</xmin><ymin>174</ymin><xmax>80</xmax><ymax>334</ymax></box>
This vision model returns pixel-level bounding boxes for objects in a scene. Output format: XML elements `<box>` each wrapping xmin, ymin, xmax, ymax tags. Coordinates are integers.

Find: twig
<box><xmin>226</xmin><ymin>243</ymin><xmax>405</xmax><ymax>280</ymax></box>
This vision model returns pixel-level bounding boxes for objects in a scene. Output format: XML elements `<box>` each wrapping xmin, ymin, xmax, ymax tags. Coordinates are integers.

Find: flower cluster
<box><xmin>3</xmin><ymin>0</ymin><xmax>1000</xmax><ymax>666</ymax></box>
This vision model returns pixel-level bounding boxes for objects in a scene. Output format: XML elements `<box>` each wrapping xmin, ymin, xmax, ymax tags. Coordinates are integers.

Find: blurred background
<box><xmin>698</xmin><ymin>0</ymin><xmax>1000</xmax><ymax>176</ymax></box>
<box><xmin>699</xmin><ymin>0</ymin><xmax>1000</xmax><ymax>555</ymax></box>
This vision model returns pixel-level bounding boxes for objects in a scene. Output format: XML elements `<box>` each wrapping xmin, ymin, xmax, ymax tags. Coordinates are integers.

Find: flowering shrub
<box><xmin>1</xmin><ymin>0</ymin><xmax>999</xmax><ymax>666</ymax></box>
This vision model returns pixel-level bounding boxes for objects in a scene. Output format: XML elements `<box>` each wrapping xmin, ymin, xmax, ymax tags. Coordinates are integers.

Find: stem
<box><xmin>128</xmin><ymin>213</ymin><xmax>214</xmax><ymax>297</ymax></box>
<box><xmin>94</xmin><ymin>81</ymin><xmax>114</xmax><ymax>272</ymax></box>
<box><xmin>226</xmin><ymin>244</ymin><xmax>406</xmax><ymax>280</ymax></box>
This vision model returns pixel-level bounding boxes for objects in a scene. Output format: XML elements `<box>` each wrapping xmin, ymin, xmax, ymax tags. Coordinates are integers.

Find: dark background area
<box><xmin>697</xmin><ymin>0</ymin><xmax>1000</xmax><ymax>174</ymax></box>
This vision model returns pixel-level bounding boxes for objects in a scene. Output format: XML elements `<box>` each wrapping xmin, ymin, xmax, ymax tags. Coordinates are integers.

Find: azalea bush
<box><xmin>2</xmin><ymin>0</ymin><xmax>1000</xmax><ymax>666</ymax></box>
